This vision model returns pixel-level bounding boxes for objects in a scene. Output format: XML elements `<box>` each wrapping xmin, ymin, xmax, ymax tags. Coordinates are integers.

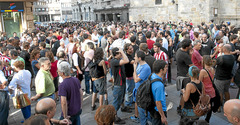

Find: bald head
<box><xmin>35</xmin><ymin>98</ymin><xmax>56</xmax><ymax>118</ymax></box>
<box><xmin>223</xmin><ymin>44</ymin><xmax>232</xmax><ymax>53</ymax></box>
<box><xmin>224</xmin><ymin>99</ymin><xmax>240</xmax><ymax>124</ymax></box>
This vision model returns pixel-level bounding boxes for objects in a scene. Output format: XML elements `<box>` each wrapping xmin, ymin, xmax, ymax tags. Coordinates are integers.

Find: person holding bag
<box><xmin>199</xmin><ymin>55</ymin><xmax>221</xmax><ymax>123</ymax></box>
<box><xmin>8</xmin><ymin>61</ymin><xmax>32</xmax><ymax>121</ymax></box>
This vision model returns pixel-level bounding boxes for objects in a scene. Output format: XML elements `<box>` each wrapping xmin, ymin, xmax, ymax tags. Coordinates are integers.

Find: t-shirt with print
<box><xmin>176</xmin><ymin>49</ymin><xmax>192</xmax><ymax>77</ymax></box>
<box><xmin>59</xmin><ymin>77</ymin><xmax>81</xmax><ymax>116</ymax></box>
<box><xmin>110</xmin><ymin>58</ymin><xmax>126</xmax><ymax>86</ymax></box>
<box><xmin>199</xmin><ymin>40</ymin><xmax>215</xmax><ymax>56</ymax></box>
<box><xmin>191</xmin><ymin>48</ymin><xmax>203</xmax><ymax>70</ymax></box>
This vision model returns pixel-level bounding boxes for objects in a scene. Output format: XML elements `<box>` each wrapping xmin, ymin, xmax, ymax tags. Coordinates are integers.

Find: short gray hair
<box><xmin>193</xmin><ymin>40</ymin><xmax>201</xmax><ymax>46</ymax></box>
<box><xmin>58</xmin><ymin>62</ymin><xmax>71</xmax><ymax>76</ymax></box>
<box><xmin>39</xmin><ymin>57</ymin><xmax>49</xmax><ymax>66</ymax></box>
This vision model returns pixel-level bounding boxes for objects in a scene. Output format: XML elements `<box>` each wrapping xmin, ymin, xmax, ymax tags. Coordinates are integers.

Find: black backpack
<box><xmin>136</xmin><ymin>74</ymin><xmax>163</xmax><ymax>113</ymax></box>
<box><xmin>88</xmin><ymin>60</ymin><xmax>101</xmax><ymax>78</ymax></box>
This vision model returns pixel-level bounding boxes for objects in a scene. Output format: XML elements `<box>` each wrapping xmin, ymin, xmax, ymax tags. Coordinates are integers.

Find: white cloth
<box><xmin>110</xmin><ymin>38</ymin><xmax>126</xmax><ymax>49</ymax></box>
<box><xmin>8</xmin><ymin>70</ymin><xmax>32</xmax><ymax>98</ymax></box>
<box><xmin>91</xmin><ymin>34</ymin><xmax>99</xmax><ymax>44</ymax></box>
<box><xmin>222</xmin><ymin>36</ymin><xmax>229</xmax><ymax>44</ymax></box>
<box><xmin>60</xmin><ymin>38</ymin><xmax>69</xmax><ymax>46</ymax></box>
<box><xmin>162</xmin><ymin>37</ymin><xmax>168</xmax><ymax>51</ymax></box>
<box><xmin>81</xmin><ymin>39</ymin><xmax>95</xmax><ymax>52</ymax></box>
<box><xmin>124</xmin><ymin>38</ymin><xmax>131</xmax><ymax>44</ymax></box>
<box><xmin>57</xmin><ymin>46</ymin><xmax>65</xmax><ymax>54</ymax></box>
<box><xmin>0</xmin><ymin>70</ymin><xmax>7</xmax><ymax>91</ymax></box>
<box><xmin>72</xmin><ymin>53</ymin><xmax>79</xmax><ymax>72</ymax></box>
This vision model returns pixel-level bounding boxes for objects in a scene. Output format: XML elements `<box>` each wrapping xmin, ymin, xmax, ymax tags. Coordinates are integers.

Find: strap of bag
<box><xmin>204</xmin><ymin>69</ymin><xmax>213</xmax><ymax>84</ymax></box>
<box><xmin>189</xmin><ymin>82</ymin><xmax>202</xmax><ymax>108</ymax></box>
<box><xmin>82</xmin><ymin>59</ymin><xmax>92</xmax><ymax>71</ymax></box>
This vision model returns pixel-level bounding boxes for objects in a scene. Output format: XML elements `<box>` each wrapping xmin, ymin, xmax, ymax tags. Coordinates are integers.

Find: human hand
<box><xmin>189</xmin><ymin>49</ymin><xmax>193</xmax><ymax>55</ymax></box>
<box><xmin>161</xmin><ymin>116</ymin><xmax>168</xmax><ymax>125</ymax></box>
<box><xmin>59</xmin><ymin>118</ymin><xmax>72</xmax><ymax>125</ymax></box>
<box><xmin>181</xmin><ymin>89</ymin><xmax>185</xmax><ymax>94</ymax></box>
<box><xmin>30</xmin><ymin>96</ymin><xmax>37</xmax><ymax>101</ymax></box>
<box><xmin>133</xmin><ymin>62</ymin><xmax>137</xmax><ymax>69</ymax></box>
<box><xmin>78</xmin><ymin>70</ymin><xmax>83</xmax><ymax>74</ymax></box>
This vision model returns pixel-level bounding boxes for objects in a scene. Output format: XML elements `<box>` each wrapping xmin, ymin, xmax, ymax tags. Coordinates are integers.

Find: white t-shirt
<box><xmin>162</xmin><ymin>37</ymin><xmax>168</xmax><ymax>51</ymax></box>
<box><xmin>110</xmin><ymin>38</ymin><xmax>126</xmax><ymax>50</ymax></box>
<box><xmin>60</xmin><ymin>38</ymin><xmax>69</xmax><ymax>46</ymax></box>
<box><xmin>8</xmin><ymin>70</ymin><xmax>31</xmax><ymax>98</ymax></box>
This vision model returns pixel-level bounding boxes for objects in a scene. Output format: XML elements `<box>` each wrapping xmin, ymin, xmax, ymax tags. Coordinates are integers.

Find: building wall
<box><xmin>129</xmin><ymin>0</ymin><xmax>240</xmax><ymax>26</ymax></box>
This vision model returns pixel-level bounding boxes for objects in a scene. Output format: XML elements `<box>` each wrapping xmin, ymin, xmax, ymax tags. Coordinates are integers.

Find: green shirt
<box><xmin>35</xmin><ymin>69</ymin><xmax>55</xmax><ymax>97</ymax></box>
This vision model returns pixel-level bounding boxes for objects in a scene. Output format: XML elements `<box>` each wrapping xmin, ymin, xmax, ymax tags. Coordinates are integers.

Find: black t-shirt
<box><xmin>176</xmin><ymin>49</ymin><xmax>192</xmax><ymax>77</ymax></box>
<box><xmin>125</xmin><ymin>54</ymin><xmax>134</xmax><ymax>77</ymax></box>
<box><xmin>199</xmin><ymin>40</ymin><xmax>215</xmax><ymax>56</ymax></box>
<box><xmin>175</xmin><ymin>31</ymin><xmax>181</xmax><ymax>44</ymax></box>
<box><xmin>111</xmin><ymin>58</ymin><xmax>126</xmax><ymax>86</ymax></box>
<box><xmin>229</xmin><ymin>43</ymin><xmax>237</xmax><ymax>60</ymax></box>
<box><xmin>6</xmin><ymin>44</ymin><xmax>15</xmax><ymax>50</ymax></box>
<box><xmin>215</xmin><ymin>55</ymin><xmax>235</xmax><ymax>80</ymax></box>
<box><xmin>20</xmin><ymin>50</ymin><xmax>33</xmax><ymax>73</ymax></box>
<box><xmin>145</xmin><ymin>54</ymin><xmax>155</xmax><ymax>73</ymax></box>
<box><xmin>131</xmin><ymin>44</ymin><xmax>139</xmax><ymax>57</ymax></box>
<box><xmin>29</xmin><ymin>45</ymin><xmax>39</xmax><ymax>53</ymax></box>
<box><xmin>51</xmin><ymin>40</ymin><xmax>60</xmax><ymax>56</ymax></box>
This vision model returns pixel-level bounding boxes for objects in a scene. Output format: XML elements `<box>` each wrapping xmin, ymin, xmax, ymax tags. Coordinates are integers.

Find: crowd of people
<box><xmin>0</xmin><ymin>20</ymin><xmax>240</xmax><ymax>125</ymax></box>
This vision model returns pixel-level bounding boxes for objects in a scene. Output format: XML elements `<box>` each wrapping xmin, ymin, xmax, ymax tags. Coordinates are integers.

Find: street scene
<box><xmin>0</xmin><ymin>0</ymin><xmax>240</xmax><ymax>125</ymax></box>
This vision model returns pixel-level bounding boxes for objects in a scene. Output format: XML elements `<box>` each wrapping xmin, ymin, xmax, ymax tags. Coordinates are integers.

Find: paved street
<box><xmin>8</xmin><ymin>62</ymin><xmax>238</xmax><ymax>125</ymax></box>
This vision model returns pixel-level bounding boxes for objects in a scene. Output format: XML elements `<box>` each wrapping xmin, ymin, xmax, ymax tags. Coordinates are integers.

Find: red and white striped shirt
<box><xmin>154</xmin><ymin>51</ymin><xmax>168</xmax><ymax>63</ymax></box>
<box><xmin>0</xmin><ymin>55</ymin><xmax>11</xmax><ymax>77</ymax></box>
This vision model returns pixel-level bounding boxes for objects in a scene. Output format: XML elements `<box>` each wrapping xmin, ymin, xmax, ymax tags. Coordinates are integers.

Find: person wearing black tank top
<box><xmin>180</xmin><ymin>66</ymin><xmax>204</xmax><ymax>125</ymax></box>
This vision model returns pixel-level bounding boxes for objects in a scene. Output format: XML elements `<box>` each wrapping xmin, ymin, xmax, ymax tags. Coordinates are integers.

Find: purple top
<box><xmin>59</xmin><ymin>77</ymin><xmax>81</xmax><ymax>116</ymax></box>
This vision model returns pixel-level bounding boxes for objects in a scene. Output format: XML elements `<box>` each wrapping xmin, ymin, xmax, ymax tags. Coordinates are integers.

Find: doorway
<box><xmin>2</xmin><ymin>12</ymin><xmax>22</xmax><ymax>37</ymax></box>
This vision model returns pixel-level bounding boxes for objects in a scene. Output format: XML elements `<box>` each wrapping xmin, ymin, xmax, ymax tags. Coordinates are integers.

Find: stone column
<box><xmin>98</xmin><ymin>14</ymin><xmax>101</xmax><ymax>21</ymax></box>
<box><xmin>24</xmin><ymin>2</ymin><xmax>34</xmax><ymax>31</ymax></box>
<box><xmin>105</xmin><ymin>13</ymin><xmax>108</xmax><ymax>21</ymax></box>
<box><xmin>113</xmin><ymin>13</ymin><xmax>117</xmax><ymax>21</ymax></box>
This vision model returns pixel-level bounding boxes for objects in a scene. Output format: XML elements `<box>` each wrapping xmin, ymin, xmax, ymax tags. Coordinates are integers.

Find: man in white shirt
<box><xmin>81</xmin><ymin>34</ymin><xmax>96</xmax><ymax>53</ymax></box>
<box><xmin>159</xmin><ymin>32</ymin><xmax>168</xmax><ymax>51</ymax></box>
<box><xmin>110</xmin><ymin>31</ymin><xmax>126</xmax><ymax>50</ymax></box>
<box><xmin>92</xmin><ymin>29</ymin><xmax>99</xmax><ymax>45</ymax></box>
<box><xmin>60</xmin><ymin>34</ymin><xmax>69</xmax><ymax>47</ymax></box>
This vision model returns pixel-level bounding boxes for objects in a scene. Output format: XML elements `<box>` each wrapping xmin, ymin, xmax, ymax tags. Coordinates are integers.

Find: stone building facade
<box><xmin>129</xmin><ymin>0</ymin><xmax>240</xmax><ymax>26</ymax></box>
<box><xmin>0</xmin><ymin>0</ymin><xmax>36</xmax><ymax>37</ymax></box>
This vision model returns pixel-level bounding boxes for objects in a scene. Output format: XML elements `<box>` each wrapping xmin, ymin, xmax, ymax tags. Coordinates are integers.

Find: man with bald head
<box><xmin>214</xmin><ymin>44</ymin><xmax>235</xmax><ymax>110</ymax></box>
<box><xmin>35</xmin><ymin>98</ymin><xmax>70</xmax><ymax>125</ymax></box>
<box><xmin>224</xmin><ymin>99</ymin><xmax>240</xmax><ymax>125</ymax></box>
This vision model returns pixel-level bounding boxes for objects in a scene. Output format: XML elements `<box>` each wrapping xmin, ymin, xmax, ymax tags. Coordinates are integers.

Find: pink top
<box><xmin>191</xmin><ymin>48</ymin><xmax>203</xmax><ymax>70</ymax></box>
<box><xmin>202</xmin><ymin>70</ymin><xmax>216</xmax><ymax>98</ymax></box>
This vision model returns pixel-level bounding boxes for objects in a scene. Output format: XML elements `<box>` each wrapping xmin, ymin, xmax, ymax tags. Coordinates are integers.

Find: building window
<box><xmin>107</xmin><ymin>1</ymin><xmax>111</xmax><ymax>5</ymax></box>
<box><xmin>155</xmin><ymin>0</ymin><xmax>162</xmax><ymax>5</ymax></box>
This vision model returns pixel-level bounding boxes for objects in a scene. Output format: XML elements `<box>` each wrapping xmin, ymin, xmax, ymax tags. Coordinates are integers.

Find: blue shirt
<box><xmin>135</xmin><ymin>63</ymin><xmax>151</xmax><ymax>89</ymax></box>
<box><xmin>151</xmin><ymin>73</ymin><xmax>167</xmax><ymax>112</ymax></box>
<box><xmin>98</xmin><ymin>36</ymin><xmax>103</xmax><ymax>47</ymax></box>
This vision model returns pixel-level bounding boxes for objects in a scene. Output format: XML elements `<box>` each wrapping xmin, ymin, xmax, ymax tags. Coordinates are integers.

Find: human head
<box><xmin>165</xmin><ymin>30</ymin><xmax>171</xmax><ymax>37</ymax></box>
<box><xmin>57</xmin><ymin>50</ymin><xmax>65</xmax><ymax>59</ymax></box>
<box><xmin>230</xmin><ymin>35</ymin><xmax>238</xmax><ymax>43</ymax></box>
<box><xmin>193</xmin><ymin>40</ymin><xmax>202</xmax><ymax>50</ymax></box>
<box><xmin>39</xmin><ymin>57</ymin><xmax>51</xmax><ymax>71</ymax></box>
<box><xmin>119</xmin><ymin>31</ymin><xmax>125</xmax><ymax>39</ymax></box>
<box><xmin>181</xmin><ymin>39</ymin><xmax>192</xmax><ymax>50</ymax></box>
<box><xmin>135</xmin><ymin>50</ymin><xmax>145</xmax><ymax>63</ymax></box>
<box><xmin>35</xmin><ymin>98</ymin><xmax>56</xmax><ymax>120</ymax></box>
<box><xmin>24</xmin><ymin>114</ymin><xmax>50</xmax><ymax>125</ymax></box>
<box><xmin>51</xmin><ymin>35</ymin><xmax>57</xmax><ymax>42</ymax></box>
<box><xmin>33</xmin><ymin>37</ymin><xmax>39</xmax><ymax>46</ymax></box>
<box><xmin>188</xmin><ymin>66</ymin><xmax>200</xmax><ymax>79</ymax></box>
<box><xmin>146</xmin><ymin>31</ymin><xmax>151</xmax><ymax>39</ymax></box>
<box><xmin>87</xmin><ymin>42</ymin><xmax>94</xmax><ymax>51</ymax></box>
<box><xmin>130</xmin><ymin>36</ymin><xmax>136</xmax><ymax>43</ymax></box>
<box><xmin>23</xmin><ymin>42</ymin><xmax>30</xmax><ymax>50</ymax></box>
<box><xmin>139</xmin><ymin>43</ymin><xmax>149</xmax><ymax>54</ymax></box>
<box><xmin>94</xmin><ymin>48</ymin><xmax>104</xmax><ymax>61</ymax></box>
<box><xmin>124</xmin><ymin>43</ymin><xmax>133</xmax><ymax>55</ymax></box>
<box><xmin>95</xmin><ymin>105</ymin><xmax>116</xmax><ymax>125</ymax></box>
<box><xmin>153</xmin><ymin>42</ymin><xmax>161</xmax><ymax>53</ymax></box>
<box><xmin>83</xmin><ymin>33</ymin><xmax>89</xmax><ymax>40</ymax></box>
<box><xmin>31</xmin><ymin>49</ymin><xmax>40</xmax><ymax>60</ymax></box>
<box><xmin>202</xmin><ymin>33</ymin><xmax>208</xmax><ymax>42</ymax></box>
<box><xmin>224</xmin><ymin>99</ymin><xmax>240</xmax><ymax>125</ymax></box>
<box><xmin>57</xmin><ymin>61</ymin><xmax>71</xmax><ymax>77</ymax></box>
<box><xmin>39</xmin><ymin>42</ymin><xmax>46</xmax><ymax>50</ymax></box>
<box><xmin>60</xmin><ymin>41</ymin><xmax>65</xmax><ymax>48</ymax></box>
<box><xmin>112</xmin><ymin>47</ymin><xmax>121</xmax><ymax>59</ymax></box>
<box><xmin>137</xmin><ymin>32</ymin><xmax>143</xmax><ymax>40</ymax></box>
<box><xmin>203</xmin><ymin>55</ymin><xmax>213</xmax><ymax>67</ymax></box>
<box><xmin>153</xmin><ymin>60</ymin><xmax>168</xmax><ymax>75</ymax></box>
<box><xmin>45</xmin><ymin>51</ymin><xmax>54</xmax><ymax>63</ymax></box>
<box><xmin>223</xmin><ymin>44</ymin><xmax>232</xmax><ymax>53</ymax></box>
<box><xmin>9</xmin><ymin>49</ymin><xmax>18</xmax><ymax>59</ymax></box>
<box><xmin>1</xmin><ymin>47</ymin><xmax>9</xmax><ymax>55</ymax></box>
<box><xmin>13</xmin><ymin>61</ymin><xmax>25</xmax><ymax>70</ymax></box>
<box><xmin>156</xmin><ymin>38</ymin><xmax>163</xmax><ymax>45</ymax></box>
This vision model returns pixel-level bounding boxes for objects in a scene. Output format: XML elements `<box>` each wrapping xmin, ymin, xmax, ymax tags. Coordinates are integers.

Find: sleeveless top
<box><xmin>95</xmin><ymin>60</ymin><xmax>105</xmax><ymax>78</ymax></box>
<box><xmin>184</xmin><ymin>81</ymin><xmax>202</xmax><ymax>109</ymax></box>
<box><xmin>202</xmin><ymin>69</ymin><xmax>216</xmax><ymax>98</ymax></box>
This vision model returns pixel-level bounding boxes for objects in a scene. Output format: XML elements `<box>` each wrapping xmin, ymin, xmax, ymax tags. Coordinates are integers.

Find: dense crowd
<box><xmin>0</xmin><ymin>20</ymin><xmax>240</xmax><ymax>125</ymax></box>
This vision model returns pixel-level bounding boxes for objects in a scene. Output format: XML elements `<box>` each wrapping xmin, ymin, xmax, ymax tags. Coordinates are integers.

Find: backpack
<box><xmin>88</xmin><ymin>60</ymin><xmax>101</xmax><ymax>78</ymax></box>
<box><xmin>190</xmin><ymin>82</ymin><xmax>211</xmax><ymax>117</ymax></box>
<box><xmin>136</xmin><ymin>74</ymin><xmax>162</xmax><ymax>113</ymax></box>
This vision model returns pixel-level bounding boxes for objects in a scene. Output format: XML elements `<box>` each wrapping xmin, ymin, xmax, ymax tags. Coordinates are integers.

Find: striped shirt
<box><xmin>154</xmin><ymin>51</ymin><xmax>168</xmax><ymax>63</ymax></box>
<box><xmin>0</xmin><ymin>55</ymin><xmax>11</xmax><ymax>77</ymax></box>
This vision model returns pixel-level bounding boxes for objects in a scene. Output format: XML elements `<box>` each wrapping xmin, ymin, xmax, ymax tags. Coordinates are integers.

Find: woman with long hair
<box><xmin>72</xmin><ymin>44</ymin><xmax>84</xmax><ymax>81</ymax></box>
<box><xmin>91</xmin><ymin>48</ymin><xmax>108</xmax><ymax>110</ymax></box>
<box><xmin>30</xmin><ymin>49</ymin><xmax>40</xmax><ymax>77</ymax></box>
<box><xmin>45</xmin><ymin>51</ymin><xmax>59</xmax><ymax>101</ymax></box>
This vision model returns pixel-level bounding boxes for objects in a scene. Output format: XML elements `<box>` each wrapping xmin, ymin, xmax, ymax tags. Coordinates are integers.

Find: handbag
<box><xmin>204</xmin><ymin>69</ymin><xmax>221</xmax><ymax>113</ymax></box>
<box><xmin>190</xmin><ymin>82</ymin><xmax>211</xmax><ymax>117</ymax></box>
<box><xmin>12</xmin><ymin>89</ymin><xmax>31</xmax><ymax>109</ymax></box>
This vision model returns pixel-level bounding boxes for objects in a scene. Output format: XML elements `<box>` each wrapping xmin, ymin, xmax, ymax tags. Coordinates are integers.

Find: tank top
<box><xmin>184</xmin><ymin>81</ymin><xmax>202</xmax><ymax>109</ymax></box>
<box><xmin>95</xmin><ymin>60</ymin><xmax>105</xmax><ymax>78</ymax></box>
<box><xmin>202</xmin><ymin>69</ymin><xmax>216</xmax><ymax>98</ymax></box>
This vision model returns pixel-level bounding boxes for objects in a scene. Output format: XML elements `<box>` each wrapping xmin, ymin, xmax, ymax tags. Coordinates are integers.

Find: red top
<box><xmin>57</xmin><ymin>36</ymin><xmax>62</xmax><ymax>40</ymax></box>
<box><xmin>147</xmin><ymin>39</ymin><xmax>155</xmax><ymax>49</ymax></box>
<box><xmin>50</xmin><ymin>60</ymin><xmax>58</xmax><ymax>78</ymax></box>
<box><xmin>202</xmin><ymin>70</ymin><xmax>216</xmax><ymax>98</ymax></box>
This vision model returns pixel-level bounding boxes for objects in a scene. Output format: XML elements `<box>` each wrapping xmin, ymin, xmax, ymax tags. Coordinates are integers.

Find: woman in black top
<box><xmin>181</xmin><ymin>66</ymin><xmax>203</xmax><ymax>124</ymax></box>
<box><xmin>91</xmin><ymin>48</ymin><xmax>108</xmax><ymax>110</ymax></box>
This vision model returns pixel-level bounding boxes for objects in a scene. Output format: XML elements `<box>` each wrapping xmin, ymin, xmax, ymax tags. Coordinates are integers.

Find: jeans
<box><xmin>21</xmin><ymin>105</ymin><xmax>31</xmax><ymax>119</ymax></box>
<box><xmin>60</xmin><ymin>109</ymin><xmax>82</xmax><ymax>125</ymax></box>
<box><xmin>112</xmin><ymin>85</ymin><xmax>125</xmax><ymax>111</ymax></box>
<box><xmin>138</xmin><ymin>106</ymin><xmax>151</xmax><ymax>125</ymax></box>
<box><xmin>84</xmin><ymin>71</ymin><xmax>91</xmax><ymax>94</ymax></box>
<box><xmin>125</xmin><ymin>78</ymin><xmax>135</xmax><ymax>106</ymax></box>
<box><xmin>0</xmin><ymin>90</ymin><xmax>9</xmax><ymax>125</ymax></box>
